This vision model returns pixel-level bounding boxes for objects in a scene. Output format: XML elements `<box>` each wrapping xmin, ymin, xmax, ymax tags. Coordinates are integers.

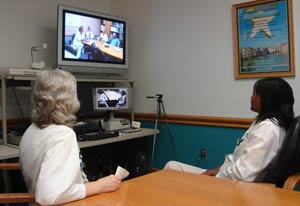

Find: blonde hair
<box><xmin>31</xmin><ymin>69</ymin><xmax>80</xmax><ymax>128</ymax></box>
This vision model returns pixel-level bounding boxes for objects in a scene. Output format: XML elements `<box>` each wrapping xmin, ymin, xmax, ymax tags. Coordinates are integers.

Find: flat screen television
<box><xmin>57</xmin><ymin>4</ymin><xmax>128</xmax><ymax>79</ymax></box>
<box><xmin>93</xmin><ymin>87</ymin><xmax>129</xmax><ymax>111</ymax></box>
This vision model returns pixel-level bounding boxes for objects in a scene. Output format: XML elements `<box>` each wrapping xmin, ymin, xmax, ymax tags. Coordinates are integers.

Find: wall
<box><xmin>142</xmin><ymin>122</ymin><xmax>246</xmax><ymax>169</ymax></box>
<box><xmin>110</xmin><ymin>0</ymin><xmax>300</xmax><ymax>118</ymax></box>
<box><xmin>1</xmin><ymin>0</ymin><xmax>299</xmax><ymax>119</ymax></box>
<box><xmin>0</xmin><ymin>0</ymin><xmax>111</xmax><ymax>118</ymax></box>
<box><xmin>108</xmin><ymin>0</ymin><xmax>300</xmax><ymax>168</ymax></box>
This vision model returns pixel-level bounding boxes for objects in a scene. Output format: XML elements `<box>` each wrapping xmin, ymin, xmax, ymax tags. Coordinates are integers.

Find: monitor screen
<box><xmin>93</xmin><ymin>88</ymin><xmax>128</xmax><ymax>110</ymax></box>
<box><xmin>57</xmin><ymin>4</ymin><xmax>128</xmax><ymax>78</ymax></box>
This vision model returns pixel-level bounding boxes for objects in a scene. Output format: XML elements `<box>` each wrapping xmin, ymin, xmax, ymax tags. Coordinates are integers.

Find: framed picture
<box><xmin>232</xmin><ymin>0</ymin><xmax>295</xmax><ymax>79</ymax></box>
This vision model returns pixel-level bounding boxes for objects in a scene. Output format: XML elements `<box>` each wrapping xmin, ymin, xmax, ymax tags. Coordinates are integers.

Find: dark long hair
<box><xmin>254</xmin><ymin>77</ymin><xmax>294</xmax><ymax>130</ymax></box>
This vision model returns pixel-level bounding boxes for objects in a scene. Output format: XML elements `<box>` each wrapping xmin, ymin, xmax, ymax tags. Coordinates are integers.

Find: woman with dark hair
<box><xmin>253</xmin><ymin>77</ymin><xmax>294</xmax><ymax>130</ymax></box>
<box><xmin>165</xmin><ymin>77</ymin><xmax>294</xmax><ymax>182</ymax></box>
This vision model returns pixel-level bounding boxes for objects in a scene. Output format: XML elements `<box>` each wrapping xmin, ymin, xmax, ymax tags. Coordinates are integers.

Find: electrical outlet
<box><xmin>200</xmin><ymin>148</ymin><xmax>206</xmax><ymax>158</ymax></box>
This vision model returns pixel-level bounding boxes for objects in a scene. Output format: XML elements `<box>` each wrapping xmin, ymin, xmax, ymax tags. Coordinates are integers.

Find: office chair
<box><xmin>263</xmin><ymin>116</ymin><xmax>300</xmax><ymax>187</ymax></box>
<box><xmin>283</xmin><ymin>172</ymin><xmax>300</xmax><ymax>191</ymax></box>
<box><xmin>93</xmin><ymin>47</ymin><xmax>106</xmax><ymax>61</ymax></box>
<box><xmin>70</xmin><ymin>33</ymin><xmax>76</xmax><ymax>45</ymax></box>
<box><xmin>84</xmin><ymin>43</ymin><xmax>96</xmax><ymax>60</ymax></box>
<box><xmin>64</xmin><ymin>44</ymin><xmax>77</xmax><ymax>57</ymax></box>
<box><xmin>0</xmin><ymin>163</ymin><xmax>35</xmax><ymax>204</ymax></box>
<box><xmin>64</xmin><ymin>33</ymin><xmax>78</xmax><ymax>57</ymax></box>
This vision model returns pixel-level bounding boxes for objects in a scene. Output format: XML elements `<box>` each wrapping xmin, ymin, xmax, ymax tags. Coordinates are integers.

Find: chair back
<box><xmin>283</xmin><ymin>172</ymin><xmax>300</xmax><ymax>190</ymax></box>
<box><xmin>0</xmin><ymin>163</ymin><xmax>35</xmax><ymax>204</ymax></box>
<box><xmin>263</xmin><ymin>116</ymin><xmax>300</xmax><ymax>187</ymax></box>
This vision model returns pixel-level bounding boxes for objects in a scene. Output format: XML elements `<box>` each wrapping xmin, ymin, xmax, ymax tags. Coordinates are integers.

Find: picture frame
<box><xmin>232</xmin><ymin>0</ymin><xmax>295</xmax><ymax>79</ymax></box>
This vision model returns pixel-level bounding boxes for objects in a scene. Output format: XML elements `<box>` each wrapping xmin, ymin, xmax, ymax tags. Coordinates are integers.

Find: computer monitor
<box><xmin>93</xmin><ymin>88</ymin><xmax>128</xmax><ymax>111</ymax></box>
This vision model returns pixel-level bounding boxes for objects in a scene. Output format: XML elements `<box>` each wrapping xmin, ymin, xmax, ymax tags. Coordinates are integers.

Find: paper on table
<box><xmin>115</xmin><ymin>166</ymin><xmax>130</xmax><ymax>180</ymax></box>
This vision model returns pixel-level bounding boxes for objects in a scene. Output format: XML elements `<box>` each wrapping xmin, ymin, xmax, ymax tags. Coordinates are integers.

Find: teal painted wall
<box><xmin>142</xmin><ymin>122</ymin><xmax>246</xmax><ymax>170</ymax></box>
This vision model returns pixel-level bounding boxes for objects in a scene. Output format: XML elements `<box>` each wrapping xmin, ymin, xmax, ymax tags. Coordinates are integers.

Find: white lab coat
<box><xmin>165</xmin><ymin>118</ymin><xmax>285</xmax><ymax>182</ymax></box>
<box><xmin>20</xmin><ymin>124</ymin><xmax>87</xmax><ymax>205</ymax></box>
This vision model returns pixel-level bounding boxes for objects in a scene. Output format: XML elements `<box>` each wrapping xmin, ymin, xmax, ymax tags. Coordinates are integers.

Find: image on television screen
<box><xmin>62</xmin><ymin>9</ymin><xmax>126</xmax><ymax>64</ymax></box>
<box><xmin>94</xmin><ymin>88</ymin><xmax>128</xmax><ymax>110</ymax></box>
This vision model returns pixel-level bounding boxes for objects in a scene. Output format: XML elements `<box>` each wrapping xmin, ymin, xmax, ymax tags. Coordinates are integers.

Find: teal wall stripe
<box><xmin>142</xmin><ymin>121</ymin><xmax>246</xmax><ymax>170</ymax></box>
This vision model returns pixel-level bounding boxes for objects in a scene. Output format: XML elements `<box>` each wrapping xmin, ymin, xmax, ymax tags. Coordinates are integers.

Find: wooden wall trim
<box><xmin>1</xmin><ymin>114</ymin><xmax>254</xmax><ymax>129</ymax></box>
<box><xmin>0</xmin><ymin>118</ymin><xmax>31</xmax><ymax>128</ymax></box>
<box><xmin>117</xmin><ymin>112</ymin><xmax>254</xmax><ymax>129</ymax></box>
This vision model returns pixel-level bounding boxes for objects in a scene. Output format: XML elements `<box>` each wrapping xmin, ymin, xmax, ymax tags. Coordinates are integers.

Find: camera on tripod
<box><xmin>146</xmin><ymin>93</ymin><xmax>177</xmax><ymax>161</ymax></box>
<box><xmin>147</xmin><ymin>94</ymin><xmax>163</xmax><ymax>101</ymax></box>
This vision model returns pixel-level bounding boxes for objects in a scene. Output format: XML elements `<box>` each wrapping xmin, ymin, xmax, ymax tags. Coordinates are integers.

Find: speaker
<box><xmin>127</xmin><ymin>150</ymin><xmax>149</xmax><ymax>178</ymax></box>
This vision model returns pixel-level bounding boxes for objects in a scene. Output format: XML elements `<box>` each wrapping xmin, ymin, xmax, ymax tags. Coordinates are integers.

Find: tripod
<box><xmin>148</xmin><ymin>94</ymin><xmax>177</xmax><ymax>161</ymax></box>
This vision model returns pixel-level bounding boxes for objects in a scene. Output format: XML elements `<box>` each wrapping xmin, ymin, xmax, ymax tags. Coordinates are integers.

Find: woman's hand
<box><xmin>201</xmin><ymin>167</ymin><xmax>220</xmax><ymax>176</ymax></box>
<box><xmin>96</xmin><ymin>175</ymin><xmax>121</xmax><ymax>193</ymax></box>
<box><xmin>85</xmin><ymin>175</ymin><xmax>121</xmax><ymax>196</ymax></box>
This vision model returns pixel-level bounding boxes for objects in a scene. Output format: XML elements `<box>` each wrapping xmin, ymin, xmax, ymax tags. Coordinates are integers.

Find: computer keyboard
<box><xmin>77</xmin><ymin>131</ymin><xmax>119</xmax><ymax>141</ymax></box>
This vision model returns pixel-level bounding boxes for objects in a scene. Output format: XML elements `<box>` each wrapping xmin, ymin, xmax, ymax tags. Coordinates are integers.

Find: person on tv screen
<box><xmin>108</xmin><ymin>32</ymin><xmax>120</xmax><ymax>47</ymax></box>
<box><xmin>164</xmin><ymin>77</ymin><xmax>294</xmax><ymax>183</ymax></box>
<box><xmin>19</xmin><ymin>70</ymin><xmax>121</xmax><ymax>205</ymax></box>
<box><xmin>98</xmin><ymin>90</ymin><xmax>109</xmax><ymax>107</ymax></box>
<box><xmin>72</xmin><ymin>26</ymin><xmax>85</xmax><ymax>58</ymax></box>
<box><xmin>99</xmin><ymin>29</ymin><xmax>108</xmax><ymax>43</ymax></box>
<box><xmin>85</xmin><ymin>26</ymin><xmax>94</xmax><ymax>40</ymax></box>
<box><xmin>116</xmin><ymin>90</ymin><xmax>126</xmax><ymax>107</ymax></box>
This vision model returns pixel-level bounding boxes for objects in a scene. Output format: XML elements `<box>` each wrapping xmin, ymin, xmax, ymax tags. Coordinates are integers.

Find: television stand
<box><xmin>0</xmin><ymin>69</ymin><xmax>135</xmax><ymax>145</ymax></box>
<box><xmin>101</xmin><ymin>111</ymin><xmax>130</xmax><ymax>131</ymax></box>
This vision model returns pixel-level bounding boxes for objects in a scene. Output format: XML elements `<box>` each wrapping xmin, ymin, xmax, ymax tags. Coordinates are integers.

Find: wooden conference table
<box><xmin>83</xmin><ymin>40</ymin><xmax>123</xmax><ymax>60</ymax></box>
<box><xmin>64</xmin><ymin>169</ymin><xmax>300</xmax><ymax>206</ymax></box>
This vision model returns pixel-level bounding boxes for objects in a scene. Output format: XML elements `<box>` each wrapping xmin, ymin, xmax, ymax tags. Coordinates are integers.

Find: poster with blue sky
<box><xmin>234</xmin><ymin>0</ymin><xmax>294</xmax><ymax>77</ymax></box>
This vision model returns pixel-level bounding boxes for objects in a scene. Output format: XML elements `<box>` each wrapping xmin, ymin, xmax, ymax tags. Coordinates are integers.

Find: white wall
<box><xmin>0</xmin><ymin>0</ymin><xmax>110</xmax><ymax>69</ymax></box>
<box><xmin>0</xmin><ymin>0</ymin><xmax>111</xmax><ymax>118</ymax></box>
<box><xmin>110</xmin><ymin>0</ymin><xmax>300</xmax><ymax>118</ymax></box>
<box><xmin>0</xmin><ymin>0</ymin><xmax>299</xmax><ymax>119</ymax></box>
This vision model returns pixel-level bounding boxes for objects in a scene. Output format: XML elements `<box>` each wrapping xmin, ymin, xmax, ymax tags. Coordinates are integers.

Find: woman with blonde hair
<box><xmin>20</xmin><ymin>69</ymin><xmax>121</xmax><ymax>205</ymax></box>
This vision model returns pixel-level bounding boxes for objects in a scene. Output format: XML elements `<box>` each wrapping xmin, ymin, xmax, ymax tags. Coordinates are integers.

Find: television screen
<box><xmin>57</xmin><ymin>4</ymin><xmax>128</xmax><ymax>78</ymax></box>
<box><xmin>93</xmin><ymin>88</ymin><xmax>128</xmax><ymax>110</ymax></box>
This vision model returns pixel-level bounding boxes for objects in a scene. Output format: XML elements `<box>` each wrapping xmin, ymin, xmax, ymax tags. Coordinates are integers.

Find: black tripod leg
<box><xmin>160</xmin><ymin>102</ymin><xmax>177</xmax><ymax>160</ymax></box>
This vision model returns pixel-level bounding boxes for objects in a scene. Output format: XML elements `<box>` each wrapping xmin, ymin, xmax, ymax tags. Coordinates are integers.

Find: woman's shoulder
<box><xmin>48</xmin><ymin>124</ymin><xmax>73</xmax><ymax>131</ymax></box>
<box><xmin>250</xmin><ymin>118</ymin><xmax>280</xmax><ymax>131</ymax></box>
<box><xmin>29</xmin><ymin>123</ymin><xmax>74</xmax><ymax>132</ymax></box>
<box><xmin>254</xmin><ymin>118</ymin><xmax>279</xmax><ymax>126</ymax></box>
<box><xmin>45</xmin><ymin>125</ymin><xmax>76</xmax><ymax>141</ymax></box>
<box><xmin>252</xmin><ymin>118</ymin><xmax>284</xmax><ymax>133</ymax></box>
<box><xmin>21</xmin><ymin>124</ymin><xmax>76</xmax><ymax>147</ymax></box>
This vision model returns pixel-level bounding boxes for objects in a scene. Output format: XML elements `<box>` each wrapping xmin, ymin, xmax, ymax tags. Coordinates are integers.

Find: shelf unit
<box><xmin>0</xmin><ymin>68</ymin><xmax>135</xmax><ymax>146</ymax></box>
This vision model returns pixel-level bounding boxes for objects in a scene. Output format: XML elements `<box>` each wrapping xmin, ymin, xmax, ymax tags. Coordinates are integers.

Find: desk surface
<box><xmin>0</xmin><ymin>145</ymin><xmax>19</xmax><ymax>160</ymax></box>
<box><xmin>64</xmin><ymin>169</ymin><xmax>300</xmax><ymax>206</ymax></box>
<box><xmin>78</xmin><ymin>128</ymin><xmax>155</xmax><ymax>149</ymax></box>
<box><xmin>0</xmin><ymin>128</ymin><xmax>156</xmax><ymax>160</ymax></box>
